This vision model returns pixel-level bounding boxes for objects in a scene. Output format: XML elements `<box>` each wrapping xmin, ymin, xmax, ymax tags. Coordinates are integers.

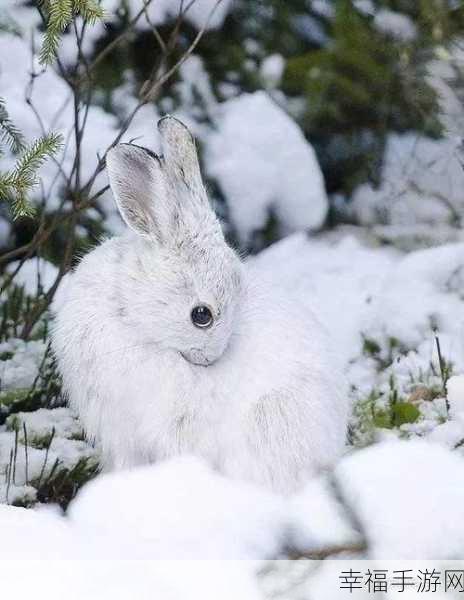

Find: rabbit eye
<box><xmin>191</xmin><ymin>305</ymin><xmax>213</xmax><ymax>328</ymax></box>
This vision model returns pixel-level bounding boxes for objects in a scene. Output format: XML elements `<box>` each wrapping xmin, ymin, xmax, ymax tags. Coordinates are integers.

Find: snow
<box><xmin>251</xmin><ymin>231</ymin><xmax>400</xmax><ymax>367</ymax></box>
<box><xmin>0</xmin><ymin>339</ymin><xmax>46</xmax><ymax>391</ymax></box>
<box><xmin>353</xmin><ymin>0</ymin><xmax>375</xmax><ymax>16</ymax></box>
<box><xmin>0</xmin><ymin>30</ymin><xmax>117</xmax><ymax>210</ymax></box>
<box><xmin>0</xmin><ymin>432</ymin><xmax>97</xmax><ymax>501</ymax></box>
<box><xmin>125</xmin><ymin>0</ymin><xmax>232</xmax><ymax>31</ymax></box>
<box><xmin>0</xmin><ymin>502</ymin><xmax>262</xmax><ymax>599</ymax></box>
<box><xmin>2</xmin><ymin>0</ymin><xmax>464</xmax><ymax>573</ymax></box>
<box><xmin>3</xmin><ymin>229</ymin><xmax>464</xmax><ymax>559</ymax></box>
<box><xmin>260</xmin><ymin>54</ymin><xmax>285</xmax><ymax>88</ymax></box>
<box><xmin>175</xmin><ymin>0</ymin><xmax>233</xmax><ymax>31</ymax></box>
<box><xmin>373</xmin><ymin>10</ymin><xmax>417</xmax><ymax>42</ymax></box>
<box><xmin>447</xmin><ymin>375</ymin><xmax>464</xmax><ymax>418</ymax></box>
<box><xmin>6</xmin><ymin>257</ymin><xmax>59</xmax><ymax>295</ymax></box>
<box><xmin>69</xmin><ymin>456</ymin><xmax>288</xmax><ymax>559</ymax></box>
<box><xmin>253</xmin><ymin>231</ymin><xmax>464</xmax><ymax>453</ymax></box>
<box><xmin>0</xmin><ymin>503</ymin><xmax>77</xmax><ymax>558</ymax></box>
<box><xmin>176</xmin><ymin>55</ymin><xmax>218</xmax><ymax>119</ymax></box>
<box><xmin>206</xmin><ymin>92</ymin><xmax>329</xmax><ymax>244</ymax></box>
<box><xmin>0</xmin><ymin>456</ymin><xmax>287</xmax><ymax>561</ymax></box>
<box><xmin>365</xmin><ymin>242</ymin><xmax>464</xmax><ymax>349</ymax></box>
<box><xmin>335</xmin><ymin>440</ymin><xmax>464</xmax><ymax>558</ymax></box>
<box><xmin>288</xmin><ymin>476</ymin><xmax>359</xmax><ymax>552</ymax></box>
<box><xmin>312</xmin><ymin>0</ymin><xmax>335</xmax><ymax>19</ymax></box>
<box><xmin>1</xmin><ymin>559</ymin><xmax>262</xmax><ymax>600</ymax></box>
<box><xmin>351</xmin><ymin>133</ymin><xmax>464</xmax><ymax>230</ymax></box>
<box><xmin>6</xmin><ymin>407</ymin><xmax>84</xmax><ymax>442</ymax></box>
<box><xmin>1</xmin><ymin>441</ymin><xmax>464</xmax><ymax>568</ymax></box>
<box><xmin>0</xmin><ymin>400</ymin><xmax>98</xmax><ymax>504</ymax></box>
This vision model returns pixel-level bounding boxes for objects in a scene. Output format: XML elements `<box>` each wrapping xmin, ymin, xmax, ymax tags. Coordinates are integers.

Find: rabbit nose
<box><xmin>181</xmin><ymin>348</ymin><xmax>215</xmax><ymax>367</ymax></box>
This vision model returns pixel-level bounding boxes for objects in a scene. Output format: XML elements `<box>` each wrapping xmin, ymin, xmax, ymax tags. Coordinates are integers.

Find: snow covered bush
<box><xmin>206</xmin><ymin>91</ymin><xmax>328</xmax><ymax>247</ymax></box>
<box><xmin>350</xmin><ymin>134</ymin><xmax>464</xmax><ymax>239</ymax></box>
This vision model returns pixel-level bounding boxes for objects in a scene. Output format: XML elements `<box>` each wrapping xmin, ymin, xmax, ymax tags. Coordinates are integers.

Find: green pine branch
<box><xmin>39</xmin><ymin>0</ymin><xmax>105</xmax><ymax>65</ymax></box>
<box><xmin>0</xmin><ymin>132</ymin><xmax>63</xmax><ymax>218</ymax></box>
<box><xmin>0</xmin><ymin>98</ymin><xmax>25</xmax><ymax>154</ymax></box>
<box><xmin>72</xmin><ymin>0</ymin><xmax>104</xmax><ymax>24</ymax></box>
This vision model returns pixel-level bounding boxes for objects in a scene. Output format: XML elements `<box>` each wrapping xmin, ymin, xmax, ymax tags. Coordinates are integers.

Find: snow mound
<box><xmin>253</xmin><ymin>232</ymin><xmax>464</xmax><ymax>382</ymax></box>
<box><xmin>251</xmin><ymin>232</ymin><xmax>399</xmax><ymax>366</ymax></box>
<box><xmin>0</xmin><ymin>510</ymin><xmax>261</xmax><ymax>599</ymax></box>
<box><xmin>289</xmin><ymin>476</ymin><xmax>359</xmax><ymax>552</ymax></box>
<box><xmin>206</xmin><ymin>91</ymin><xmax>328</xmax><ymax>244</ymax></box>
<box><xmin>336</xmin><ymin>440</ymin><xmax>464</xmax><ymax>558</ymax></box>
<box><xmin>366</xmin><ymin>242</ymin><xmax>464</xmax><ymax>349</ymax></box>
<box><xmin>2</xmin><ymin>442</ymin><xmax>464</xmax><ymax>565</ymax></box>
<box><xmin>0</xmin><ymin>504</ymin><xmax>77</xmax><ymax>559</ymax></box>
<box><xmin>69</xmin><ymin>456</ymin><xmax>288</xmax><ymax>559</ymax></box>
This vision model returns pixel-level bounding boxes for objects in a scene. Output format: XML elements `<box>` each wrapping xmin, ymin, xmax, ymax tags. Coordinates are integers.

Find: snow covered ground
<box><xmin>1</xmin><ymin>0</ymin><xmax>464</xmax><ymax>594</ymax></box>
<box><xmin>2</xmin><ymin>231</ymin><xmax>464</xmax><ymax>558</ymax></box>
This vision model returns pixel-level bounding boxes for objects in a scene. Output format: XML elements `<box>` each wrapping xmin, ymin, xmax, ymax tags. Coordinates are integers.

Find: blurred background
<box><xmin>2</xmin><ymin>0</ymin><xmax>464</xmax><ymax>262</ymax></box>
<box><xmin>1</xmin><ymin>0</ymin><xmax>464</xmax><ymax>522</ymax></box>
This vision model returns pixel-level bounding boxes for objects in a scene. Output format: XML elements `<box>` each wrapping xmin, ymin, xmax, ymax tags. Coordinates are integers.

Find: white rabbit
<box><xmin>52</xmin><ymin>116</ymin><xmax>348</xmax><ymax>494</ymax></box>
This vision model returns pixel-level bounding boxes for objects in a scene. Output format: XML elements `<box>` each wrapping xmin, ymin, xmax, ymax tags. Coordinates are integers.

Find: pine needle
<box><xmin>0</xmin><ymin>132</ymin><xmax>62</xmax><ymax>218</ymax></box>
<box><xmin>39</xmin><ymin>0</ymin><xmax>104</xmax><ymax>64</ymax></box>
<box><xmin>0</xmin><ymin>98</ymin><xmax>25</xmax><ymax>153</ymax></box>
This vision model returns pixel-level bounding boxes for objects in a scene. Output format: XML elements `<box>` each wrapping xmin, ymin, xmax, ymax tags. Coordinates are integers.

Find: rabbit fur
<box><xmin>52</xmin><ymin>116</ymin><xmax>348</xmax><ymax>494</ymax></box>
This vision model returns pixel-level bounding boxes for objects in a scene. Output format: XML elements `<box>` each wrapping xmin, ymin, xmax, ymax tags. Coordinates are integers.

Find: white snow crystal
<box><xmin>206</xmin><ymin>91</ymin><xmax>328</xmax><ymax>244</ymax></box>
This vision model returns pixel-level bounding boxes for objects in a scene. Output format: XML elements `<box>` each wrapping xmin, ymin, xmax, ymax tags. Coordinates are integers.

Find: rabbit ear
<box><xmin>158</xmin><ymin>116</ymin><xmax>206</xmax><ymax>197</ymax></box>
<box><xmin>157</xmin><ymin>116</ymin><xmax>223</xmax><ymax>242</ymax></box>
<box><xmin>106</xmin><ymin>144</ymin><xmax>167</xmax><ymax>241</ymax></box>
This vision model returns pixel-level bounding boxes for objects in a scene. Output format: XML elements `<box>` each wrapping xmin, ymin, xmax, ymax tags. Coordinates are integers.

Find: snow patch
<box><xmin>448</xmin><ymin>375</ymin><xmax>464</xmax><ymax>419</ymax></box>
<box><xmin>206</xmin><ymin>92</ymin><xmax>328</xmax><ymax>244</ymax></box>
<box><xmin>336</xmin><ymin>440</ymin><xmax>464</xmax><ymax>558</ymax></box>
<box><xmin>69</xmin><ymin>456</ymin><xmax>288</xmax><ymax>559</ymax></box>
<box><xmin>373</xmin><ymin>9</ymin><xmax>417</xmax><ymax>41</ymax></box>
<box><xmin>351</xmin><ymin>133</ymin><xmax>464</xmax><ymax>228</ymax></box>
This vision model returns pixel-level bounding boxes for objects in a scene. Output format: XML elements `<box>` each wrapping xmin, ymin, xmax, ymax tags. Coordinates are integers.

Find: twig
<box><xmin>140</xmin><ymin>0</ymin><xmax>224</xmax><ymax>102</ymax></box>
<box><xmin>285</xmin><ymin>541</ymin><xmax>368</xmax><ymax>560</ymax></box>
<box><xmin>84</xmin><ymin>0</ymin><xmax>157</xmax><ymax>78</ymax></box>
